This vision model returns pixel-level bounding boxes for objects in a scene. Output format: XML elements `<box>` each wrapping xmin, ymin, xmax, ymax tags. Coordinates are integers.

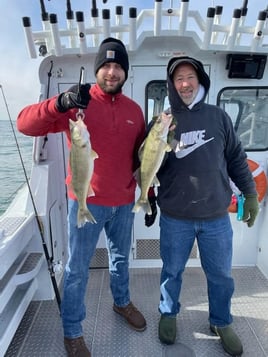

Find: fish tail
<box><xmin>77</xmin><ymin>207</ymin><xmax>97</xmax><ymax>227</ymax></box>
<box><xmin>132</xmin><ymin>198</ymin><xmax>152</xmax><ymax>215</ymax></box>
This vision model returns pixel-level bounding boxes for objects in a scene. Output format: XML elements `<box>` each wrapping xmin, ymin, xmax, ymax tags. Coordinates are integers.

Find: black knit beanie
<box><xmin>94</xmin><ymin>37</ymin><xmax>129</xmax><ymax>79</ymax></box>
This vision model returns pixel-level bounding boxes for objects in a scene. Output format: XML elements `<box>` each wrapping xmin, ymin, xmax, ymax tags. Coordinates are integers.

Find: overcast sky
<box><xmin>0</xmin><ymin>0</ymin><xmax>267</xmax><ymax>120</ymax></box>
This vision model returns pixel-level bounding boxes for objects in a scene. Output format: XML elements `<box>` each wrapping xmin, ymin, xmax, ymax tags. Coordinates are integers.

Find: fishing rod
<box><xmin>0</xmin><ymin>84</ymin><xmax>61</xmax><ymax>311</ymax></box>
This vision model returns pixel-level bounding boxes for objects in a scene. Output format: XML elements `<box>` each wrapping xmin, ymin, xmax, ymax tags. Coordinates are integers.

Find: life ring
<box><xmin>229</xmin><ymin>159</ymin><xmax>268</xmax><ymax>213</ymax></box>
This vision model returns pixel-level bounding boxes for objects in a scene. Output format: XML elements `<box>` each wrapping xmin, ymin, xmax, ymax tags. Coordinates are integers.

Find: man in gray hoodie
<box><xmin>156</xmin><ymin>56</ymin><xmax>259</xmax><ymax>357</ymax></box>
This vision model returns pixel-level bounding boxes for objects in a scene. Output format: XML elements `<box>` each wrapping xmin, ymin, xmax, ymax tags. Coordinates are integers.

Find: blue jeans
<box><xmin>61</xmin><ymin>199</ymin><xmax>134</xmax><ymax>338</ymax></box>
<box><xmin>159</xmin><ymin>213</ymin><xmax>234</xmax><ymax>327</ymax></box>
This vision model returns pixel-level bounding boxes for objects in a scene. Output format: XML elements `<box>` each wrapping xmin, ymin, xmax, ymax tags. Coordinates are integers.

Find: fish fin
<box><xmin>87</xmin><ymin>184</ymin><xmax>95</xmax><ymax>197</ymax></box>
<box><xmin>133</xmin><ymin>168</ymin><xmax>141</xmax><ymax>187</ymax></box>
<box><xmin>91</xmin><ymin>149</ymin><xmax>99</xmax><ymax>160</ymax></box>
<box><xmin>132</xmin><ymin>198</ymin><xmax>152</xmax><ymax>214</ymax></box>
<box><xmin>69</xmin><ymin>118</ymin><xmax>76</xmax><ymax>127</ymax></box>
<box><xmin>165</xmin><ymin>143</ymin><xmax>172</xmax><ymax>152</ymax></box>
<box><xmin>69</xmin><ymin>118</ymin><xmax>77</xmax><ymax>134</ymax></box>
<box><xmin>77</xmin><ymin>207</ymin><xmax>97</xmax><ymax>227</ymax></box>
<box><xmin>65</xmin><ymin>175</ymin><xmax>72</xmax><ymax>186</ymax></box>
<box><xmin>152</xmin><ymin>176</ymin><xmax>160</xmax><ymax>187</ymax></box>
<box><xmin>138</xmin><ymin>141</ymin><xmax>145</xmax><ymax>161</ymax></box>
<box><xmin>66</xmin><ymin>175</ymin><xmax>73</xmax><ymax>190</ymax></box>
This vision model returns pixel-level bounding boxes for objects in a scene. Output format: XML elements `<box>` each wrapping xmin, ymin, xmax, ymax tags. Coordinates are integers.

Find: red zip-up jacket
<box><xmin>17</xmin><ymin>84</ymin><xmax>146</xmax><ymax>206</ymax></box>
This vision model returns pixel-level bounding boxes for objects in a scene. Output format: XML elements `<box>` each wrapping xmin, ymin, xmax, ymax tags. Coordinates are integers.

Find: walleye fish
<box><xmin>69</xmin><ymin>118</ymin><xmax>98</xmax><ymax>227</ymax></box>
<box><xmin>132</xmin><ymin>113</ymin><xmax>173</xmax><ymax>214</ymax></box>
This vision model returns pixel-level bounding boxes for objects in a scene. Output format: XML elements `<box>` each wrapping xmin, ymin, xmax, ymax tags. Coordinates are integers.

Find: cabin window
<box><xmin>145</xmin><ymin>82</ymin><xmax>268</xmax><ymax>151</ymax></box>
<box><xmin>218</xmin><ymin>87</ymin><xmax>268</xmax><ymax>151</ymax></box>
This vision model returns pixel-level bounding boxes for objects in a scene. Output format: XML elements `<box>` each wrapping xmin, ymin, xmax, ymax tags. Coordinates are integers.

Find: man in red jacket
<box><xmin>17</xmin><ymin>37</ymin><xmax>146</xmax><ymax>357</ymax></box>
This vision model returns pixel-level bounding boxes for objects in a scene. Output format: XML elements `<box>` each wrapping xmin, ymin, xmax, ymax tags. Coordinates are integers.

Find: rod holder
<box><xmin>49</xmin><ymin>14</ymin><xmax>62</xmax><ymax>56</ymax></box>
<box><xmin>102</xmin><ymin>9</ymin><xmax>111</xmax><ymax>39</ymax></box>
<box><xmin>76</xmin><ymin>11</ymin><xmax>87</xmax><ymax>54</ymax></box>
<box><xmin>227</xmin><ymin>9</ymin><xmax>241</xmax><ymax>50</ymax></box>
<box><xmin>154</xmin><ymin>0</ymin><xmax>162</xmax><ymax>36</ymax></box>
<box><xmin>22</xmin><ymin>17</ymin><xmax>37</xmax><ymax>58</ymax></box>
<box><xmin>129</xmin><ymin>7</ymin><xmax>137</xmax><ymax>51</ymax></box>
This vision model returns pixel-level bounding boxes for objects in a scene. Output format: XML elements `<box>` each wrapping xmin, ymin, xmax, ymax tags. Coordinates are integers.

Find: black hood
<box><xmin>166</xmin><ymin>56</ymin><xmax>210</xmax><ymax>111</ymax></box>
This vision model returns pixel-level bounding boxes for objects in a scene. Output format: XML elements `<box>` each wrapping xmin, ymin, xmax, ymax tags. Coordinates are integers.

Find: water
<box><xmin>0</xmin><ymin>120</ymin><xmax>33</xmax><ymax>216</ymax></box>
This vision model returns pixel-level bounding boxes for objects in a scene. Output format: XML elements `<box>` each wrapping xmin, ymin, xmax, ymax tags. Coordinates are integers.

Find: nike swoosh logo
<box><xmin>175</xmin><ymin>137</ymin><xmax>214</xmax><ymax>158</ymax></box>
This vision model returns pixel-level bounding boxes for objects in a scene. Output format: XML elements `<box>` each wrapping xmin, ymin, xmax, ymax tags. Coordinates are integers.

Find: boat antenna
<box><xmin>0</xmin><ymin>84</ymin><xmax>61</xmax><ymax>311</ymax></box>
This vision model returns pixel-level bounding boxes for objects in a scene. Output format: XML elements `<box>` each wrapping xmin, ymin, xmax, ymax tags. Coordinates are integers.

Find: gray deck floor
<box><xmin>5</xmin><ymin>267</ymin><xmax>268</xmax><ymax>357</ymax></box>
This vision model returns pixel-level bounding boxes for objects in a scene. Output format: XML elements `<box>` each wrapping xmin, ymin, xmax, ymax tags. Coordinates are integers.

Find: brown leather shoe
<box><xmin>113</xmin><ymin>301</ymin><xmax>146</xmax><ymax>331</ymax></box>
<box><xmin>64</xmin><ymin>336</ymin><xmax>91</xmax><ymax>357</ymax></box>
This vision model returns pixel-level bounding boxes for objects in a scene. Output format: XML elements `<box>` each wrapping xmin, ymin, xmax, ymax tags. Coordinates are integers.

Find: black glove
<box><xmin>145</xmin><ymin>195</ymin><xmax>157</xmax><ymax>227</ymax></box>
<box><xmin>55</xmin><ymin>83</ymin><xmax>91</xmax><ymax>113</ymax></box>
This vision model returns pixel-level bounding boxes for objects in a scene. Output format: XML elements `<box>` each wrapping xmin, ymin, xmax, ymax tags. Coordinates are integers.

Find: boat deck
<box><xmin>5</xmin><ymin>266</ymin><xmax>268</xmax><ymax>357</ymax></box>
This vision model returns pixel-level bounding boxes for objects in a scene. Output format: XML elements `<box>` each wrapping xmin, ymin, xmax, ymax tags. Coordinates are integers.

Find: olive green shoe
<box><xmin>158</xmin><ymin>315</ymin><xmax>176</xmax><ymax>345</ymax></box>
<box><xmin>210</xmin><ymin>325</ymin><xmax>243</xmax><ymax>356</ymax></box>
